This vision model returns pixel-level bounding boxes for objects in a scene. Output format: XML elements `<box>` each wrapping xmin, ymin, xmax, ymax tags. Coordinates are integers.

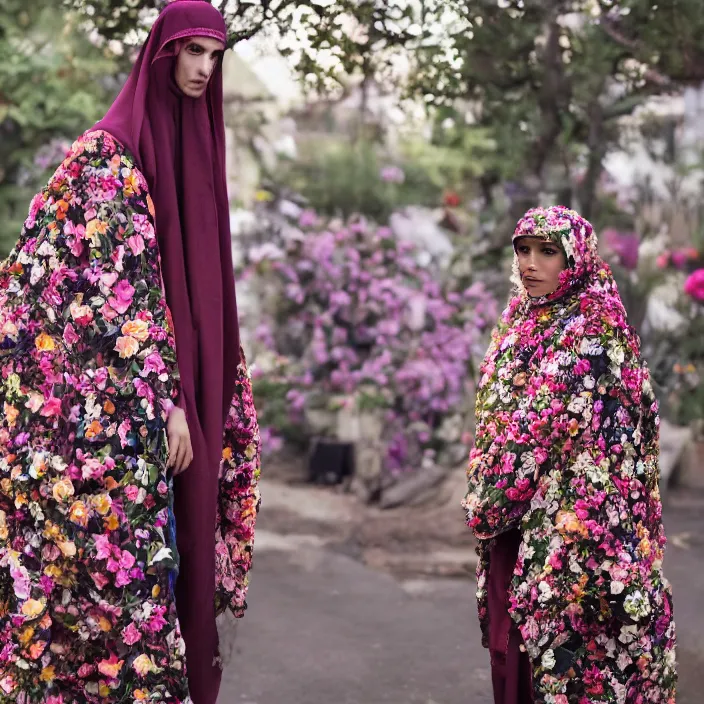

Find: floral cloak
<box><xmin>464</xmin><ymin>207</ymin><xmax>676</xmax><ymax>704</ymax></box>
<box><xmin>0</xmin><ymin>131</ymin><xmax>260</xmax><ymax>702</ymax></box>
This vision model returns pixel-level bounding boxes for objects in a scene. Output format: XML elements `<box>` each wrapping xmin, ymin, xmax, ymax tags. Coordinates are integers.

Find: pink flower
<box><xmin>62</xmin><ymin>323</ymin><xmax>79</xmax><ymax>346</ymax></box>
<box><xmin>94</xmin><ymin>534</ymin><xmax>113</xmax><ymax>560</ymax></box>
<box><xmin>127</xmin><ymin>234</ymin><xmax>145</xmax><ymax>256</ymax></box>
<box><xmin>108</xmin><ymin>280</ymin><xmax>135</xmax><ymax>315</ymax></box>
<box><xmin>119</xmin><ymin>550</ymin><xmax>136</xmax><ymax>570</ymax></box>
<box><xmin>121</xmin><ymin>622</ymin><xmax>141</xmax><ymax>646</ymax></box>
<box><xmin>40</xmin><ymin>397</ymin><xmax>62</xmax><ymax>417</ymax></box>
<box><xmin>124</xmin><ymin>485</ymin><xmax>140</xmax><ymax>502</ymax></box>
<box><xmin>671</xmin><ymin>250</ymin><xmax>688</xmax><ymax>269</ymax></box>
<box><xmin>684</xmin><ymin>268</ymin><xmax>704</xmax><ymax>301</ymax></box>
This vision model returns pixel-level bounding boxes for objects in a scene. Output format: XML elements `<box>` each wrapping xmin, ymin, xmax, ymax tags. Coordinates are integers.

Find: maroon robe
<box><xmin>487</xmin><ymin>530</ymin><xmax>534</xmax><ymax>704</ymax></box>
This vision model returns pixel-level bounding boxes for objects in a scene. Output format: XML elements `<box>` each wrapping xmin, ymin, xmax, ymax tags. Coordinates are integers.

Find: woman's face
<box><xmin>174</xmin><ymin>36</ymin><xmax>225</xmax><ymax>98</ymax></box>
<box><xmin>514</xmin><ymin>236</ymin><xmax>567</xmax><ymax>298</ymax></box>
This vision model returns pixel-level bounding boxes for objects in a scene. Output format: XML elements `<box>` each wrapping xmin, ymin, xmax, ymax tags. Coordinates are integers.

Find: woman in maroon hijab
<box><xmin>0</xmin><ymin>1</ymin><xmax>260</xmax><ymax>702</ymax></box>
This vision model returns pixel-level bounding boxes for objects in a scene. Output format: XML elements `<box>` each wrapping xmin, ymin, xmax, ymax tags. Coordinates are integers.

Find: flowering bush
<box><xmin>240</xmin><ymin>209</ymin><xmax>497</xmax><ymax>476</ymax></box>
<box><xmin>645</xmin><ymin>249</ymin><xmax>704</xmax><ymax>426</ymax></box>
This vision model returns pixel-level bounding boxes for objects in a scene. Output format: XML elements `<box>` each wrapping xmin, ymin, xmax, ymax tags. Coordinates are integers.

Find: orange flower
<box><xmin>121</xmin><ymin>319</ymin><xmax>150</xmax><ymax>342</ymax></box>
<box><xmin>104</xmin><ymin>514</ymin><xmax>120</xmax><ymax>531</ymax></box>
<box><xmin>97</xmin><ymin>654</ymin><xmax>124</xmax><ymax>679</ymax></box>
<box><xmin>85</xmin><ymin>420</ymin><xmax>103</xmax><ymax>439</ymax></box>
<box><xmin>68</xmin><ymin>500</ymin><xmax>90</xmax><ymax>527</ymax></box>
<box><xmin>98</xmin><ymin>615</ymin><xmax>113</xmax><ymax>632</ymax></box>
<box><xmin>35</xmin><ymin>332</ymin><xmax>56</xmax><ymax>352</ymax></box>
<box><xmin>39</xmin><ymin>666</ymin><xmax>56</xmax><ymax>683</ymax></box>
<box><xmin>28</xmin><ymin>641</ymin><xmax>47</xmax><ymax>660</ymax></box>
<box><xmin>115</xmin><ymin>336</ymin><xmax>139</xmax><ymax>359</ymax></box>
<box><xmin>147</xmin><ymin>193</ymin><xmax>156</xmax><ymax>218</ymax></box>
<box><xmin>555</xmin><ymin>510</ymin><xmax>588</xmax><ymax>541</ymax></box>
<box><xmin>4</xmin><ymin>403</ymin><xmax>18</xmax><ymax>427</ymax></box>
<box><xmin>222</xmin><ymin>447</ymin><xmax>233</xmax><ymax>461</ymax></box>
<box><xmin>103</xmin><ymin>399</ymin><xmax>116</xmax><ymax>415</ymax></box>
<box><xmin>21</xmin><ymin>599</ymin><xmax>45</xmax><ymax>619</ymax></box>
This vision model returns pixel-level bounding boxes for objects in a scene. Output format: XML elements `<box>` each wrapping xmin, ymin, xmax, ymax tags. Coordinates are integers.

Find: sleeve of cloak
<box><xmin>215</xmin><ymin>347</ymin><xmax>261</xmax><ymax>618</ymax></box>
<box><xmin>40</xmin><ymin>133</ymin><xmax>179</xmax><ymax>446</ymax></box>
<box><xmin>463</xmin><ymin>327</ymin><xmax>541</xmax><ymax>539</ymax></box>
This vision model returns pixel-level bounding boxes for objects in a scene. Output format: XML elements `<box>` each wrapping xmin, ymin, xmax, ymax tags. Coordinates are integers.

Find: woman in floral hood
<box><xmin>463</xmin><ymin>205</ymin><xmax>676</xmax><ymax>703</ymax></box>
<box><xmin>0</xmin><ymin>2</ymin><xmax>260</xmax><ymax>702</ymax></box>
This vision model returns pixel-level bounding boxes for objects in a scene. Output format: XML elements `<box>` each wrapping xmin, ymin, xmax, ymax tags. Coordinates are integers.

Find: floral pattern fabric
<box><xmin>0</xmin><ymin>130</ymin><xmax>260</xmax><ymax>702</ymax></box>
<box><xmin>463</xmin><ymin>206</ymin><xmax>676</xmax><ymax>704</ymax></box>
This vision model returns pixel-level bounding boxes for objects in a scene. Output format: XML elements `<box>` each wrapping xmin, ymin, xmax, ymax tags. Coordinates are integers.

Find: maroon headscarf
<box><xmin>95</xmin><ymin>2</ymin><xmax>239</xmax><ymax>701</ymax></box>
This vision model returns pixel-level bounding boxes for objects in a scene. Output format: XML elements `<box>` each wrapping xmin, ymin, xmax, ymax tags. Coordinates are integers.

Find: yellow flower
<box><xmin>18</xmin><ymin>626</ymin><xmax>35</xmax><ymax>646</ymax></box>
<box><xmin>34</xmin><ymin>333</ymin><xmax>55</xmax><ymax>352</ymax></box>
<box><xmin>52</xmin><ymin>478</ymin><xmax>75</xmax><ymax>503</ymax></box>
<box><xmin>115</xmin><ymin>335</ymin><xmax>139</xmax><ymax>359</ymax></box>
<box><xmin>92</xmin><ymin>494</ymin><xmax>112</xmax><ymax>516</ymax></box>
<box><xmin>152</xmin><ymin>584</ymin><xmax>161</xmax><ymax>599</ymax></box>
<box><xmin>254</xmin><ymin>189</ymin><xmax>274</xmax><ymax>202</ymax></box>
<box><xmin>40</xmin><ymin>665</ymin><xmax>56</xmax><ymax>683</ymax></box>
<box><xmin>123</xmin><ymin>171</ymin><xmax>140</xmax><ymax>196</ymax></box>
<box><xmin>121</xmin><ymin>319</ymin><xmax>150</xmax><ymax>342</ymax></box>
<box><xmin>21</xmin><ymin>599</ymin><xmax>45</xmax><ymax>619</ymax></box>
<box><xmin>132</xmin><ymin>653</ymin><xmax>155</xmax><ymax>677</ymax></box>
<box><xmin>85</xmin><ymin>218</ymin><xmax>108</xmax><ymax>246</ymax></box>
<box><xmin>0</xmin><ymin>510</ymin><xmax>8</xmax><ymax>541</ymax></box>
<box><xmin>98</xmin><ymin>616</ymin><xmax>113</xmax><ymax>632</ymax></box>
<box><xmin>104</xmin><ymin>513</ymin><xmax>120</xmax><ymax>531</ymax></box>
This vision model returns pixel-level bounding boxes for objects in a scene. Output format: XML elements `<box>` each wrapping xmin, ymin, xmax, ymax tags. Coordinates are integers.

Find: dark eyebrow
<box><xmin>187</xmin><ymin>40</ymin><xmax>224</xmax><ymax>56</ymax></box>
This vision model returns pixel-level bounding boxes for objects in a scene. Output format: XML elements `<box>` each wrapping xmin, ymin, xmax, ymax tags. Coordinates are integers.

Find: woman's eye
<box><xmin>543</xmin><ymin>249</ymin><xmax>557</xmax><ymax>256</ymax></box>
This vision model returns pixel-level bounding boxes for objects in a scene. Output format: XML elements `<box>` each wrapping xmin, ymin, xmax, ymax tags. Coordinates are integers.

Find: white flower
<box><xmin>30</xmin><ymin>264</ymin><xmax>46</xmax><ymax>286</ymax></box>
<box><xmin>149</xmin><ymin>547</ymin><xmax>173</xmax><ymax>566</ymax></box>
<box><xmin>583</xmin><ymin>375</ymin><xmax>595</xmax><ymax>389</ymax></box>
<box><xmin>623</xmin><ymin>590</ymin><xmax>651</xmax><ymax>620</ymax></box>
<box><xmin>537</xmin><ymin>581</ymin><xmax>553</xmax><ymax>604</ymax></box>
<box><xmin>580</xmin><ymin>338</ymin><xmax>603</xmax><ymax>356</ymax></box>
<box><xmin>616</xmin><ymin>650</ymin><xmax>632</xmax><ymax>671</ymax></box>
<box><xmin>610</xmin><ymin>580</ymin><xmax>625</xmax><ymax>595</ymax></box>
<box><xmin>608</xmin><ymin>341</ymin><xmax>625</xmax><ymax>366</ymax></box>
<box><xmin>541</xmin><ymin>649</ymin><xmax>556</xmax><ymax>670</ymax></box>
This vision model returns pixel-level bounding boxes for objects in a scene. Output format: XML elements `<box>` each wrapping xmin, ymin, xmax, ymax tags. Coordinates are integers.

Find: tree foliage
<box><xmin>0</xmin><ymin>1</ymin><xmax>118</xmax><ymax>253</ymax></box>
<box><xmin>411</xmin><ymin>0</ymin><xmax>704</xmax><ymax>224</ymax></box>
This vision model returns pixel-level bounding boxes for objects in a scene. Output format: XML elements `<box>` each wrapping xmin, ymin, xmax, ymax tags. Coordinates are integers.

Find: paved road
<box><xmin>219</xmin><ymin>487</ymin><xmax>704</xmax><ymax>704</ymax></box>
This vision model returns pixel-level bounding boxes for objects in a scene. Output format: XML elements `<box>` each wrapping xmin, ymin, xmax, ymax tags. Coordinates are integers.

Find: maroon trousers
<box><xmin>487</xmin><ymin>530</ymin><xmax>534</xmax><ymax>704</ymax></box>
